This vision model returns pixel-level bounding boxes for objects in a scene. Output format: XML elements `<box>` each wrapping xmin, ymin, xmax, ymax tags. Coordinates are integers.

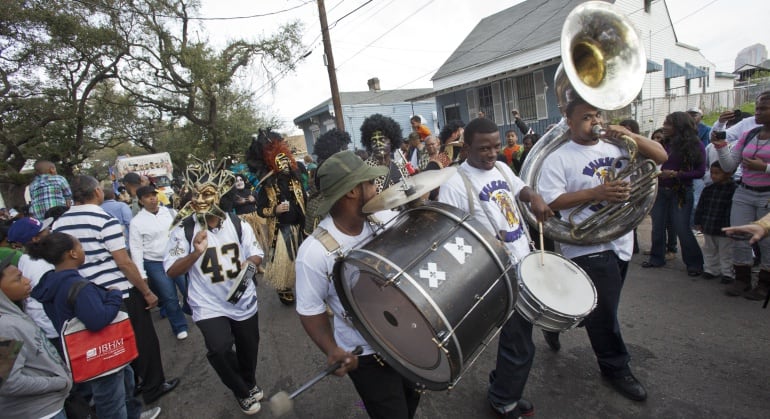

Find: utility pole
<box><xmin>317</xmin><ymin>0</ymin><xmax>344</xmax><ymax>130</ymax></box>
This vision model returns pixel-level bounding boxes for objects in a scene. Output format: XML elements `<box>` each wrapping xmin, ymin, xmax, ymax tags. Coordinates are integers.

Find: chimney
<box><xmin>367</xmin><ymin>77</ymin><xmax>380</xmax><ymax>92</ymax></box>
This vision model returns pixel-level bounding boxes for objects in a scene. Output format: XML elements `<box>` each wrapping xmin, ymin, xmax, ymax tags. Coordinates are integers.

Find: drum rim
<box><xmin>337</xmin><ymin>248</ymin><xmax>458</xmax><ymax>388</ymax></box>
<box><xmin>515</xmin><ymin>250</ymin><xmax>598</xmax><ymax>322</ymax></box>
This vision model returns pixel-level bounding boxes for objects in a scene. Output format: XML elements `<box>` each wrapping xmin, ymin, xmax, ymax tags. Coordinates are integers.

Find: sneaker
<box><xmin>140</xmin><ymin>407</ymin><xmax>162</xmax><ymax>419</ymax></box>
<box><xmin>665</xmin><ymin>252</ymin><xmax>676</xmax><ymax>261</ymax></box>
<box><xmin>237</xmin><ymin>395</ymin><xmax>261</xmax><ymax>415</ymax></box>
<box><xmin>488</xmin><ymin>398</ymin><xmax>534</xmax><ymax>418</ymax></box>
<box><xmin>249</xmin><ymin>384</ymin><xmax>264</xmax><ymax>401</ymax></box>
<box><xmin>693</xmin><ymin>230</ymin><xmax>703</xmax><ymax>237</ymax></box>
<box><xmin>176</xmin><ymin>331</ymin><xmax>188</xmax><ymax>340</ymax></box>
<box><xmin>720</xmin><ymin>276</ymin><xmax>734</xmax><ymax>284</ymax></box>
<box><xmin>701</xmin><ymin>272</ymin><xmax>717</xmax><ymax>280</ymax></box>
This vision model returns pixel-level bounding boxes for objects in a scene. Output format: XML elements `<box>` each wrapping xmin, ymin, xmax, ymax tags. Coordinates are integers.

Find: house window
<box><xmin>644</xmin><ymin>0</ymin><xmax>652</xmax><ymax>13</ymax></box>
<box><xmin>477</xmin><ymin>85</ymin><xmax>494</xmax><ymax>120</ymax></box>
<box><xmin>444</xmin><ymin>104</ymin><xmax>461</xmax><ymax>123</ymax></box>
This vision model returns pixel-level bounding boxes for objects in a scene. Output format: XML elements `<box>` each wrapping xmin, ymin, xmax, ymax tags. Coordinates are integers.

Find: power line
<box><xmin>329</xmin><ymin>0</ymin><xmax>374</xmax><ymax>29</ymax></box>
<box><xmin>70</xmin><ymin>0</ymin><xmax>315</xmax><ymax>21</ymax></box>
<box><xmin>335</xmin><ymin>0</ymin><xmax>435</xmax><ymax>70</ymax></box>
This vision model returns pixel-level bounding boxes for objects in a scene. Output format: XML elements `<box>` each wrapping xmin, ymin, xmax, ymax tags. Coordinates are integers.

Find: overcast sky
<box><xmin>197</xmin><ymin>0</ymin><xmax>770</xmax><ymax>133</ymax></box>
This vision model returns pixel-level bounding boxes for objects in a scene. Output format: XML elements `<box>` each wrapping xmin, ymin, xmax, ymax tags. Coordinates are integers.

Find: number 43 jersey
<box><xmin>164</xmin><ymin>217</ymin><xmax>264</xmax><ymax>322</ymax></box>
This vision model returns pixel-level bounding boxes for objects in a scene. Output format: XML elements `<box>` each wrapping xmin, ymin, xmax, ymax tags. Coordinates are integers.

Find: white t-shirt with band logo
<box><xmin>538</xmin><ymin>140</ymin><xmax>633</xmax><ymax>261</ymax></box>
<box><xmin>438</xmin><ymin>161</ymin><xmax>531</xmax><ymax>264</ymax></box>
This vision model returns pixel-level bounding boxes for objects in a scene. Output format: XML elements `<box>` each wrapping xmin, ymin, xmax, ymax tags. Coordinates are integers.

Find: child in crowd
<box><xmin>28</xmin><ymin>232</ymin><xmax>158</xmax><ymax>419</ymax></box>
<box><xmin>0</xmin><ymin>252</ymin><xmax>71</xmax><ymax>419</ymax></box>
<box><xmin>694</xmin><ymin>162</ymin><xmax>737</xmax><ymax>283</ymax></box>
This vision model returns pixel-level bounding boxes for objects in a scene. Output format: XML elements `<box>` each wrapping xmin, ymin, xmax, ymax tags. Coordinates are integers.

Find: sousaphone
<box><xmin>519</xmin><ymin>1</ymin><xmax>659</xmax><ymax>245</ymax></box>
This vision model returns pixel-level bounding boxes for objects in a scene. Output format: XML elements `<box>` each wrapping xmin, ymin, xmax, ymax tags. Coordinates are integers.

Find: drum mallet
<box><xmin>269</xmin><ymin>346</ymin><xmax>363</xmax><ymax>417</ymax></box>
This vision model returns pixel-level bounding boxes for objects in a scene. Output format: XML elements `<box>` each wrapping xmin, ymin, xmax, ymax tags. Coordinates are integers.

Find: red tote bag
<box><xmin>60</xmin><ymin>311</ymin><xmax>138</xmax><ymax>383</ymax></box>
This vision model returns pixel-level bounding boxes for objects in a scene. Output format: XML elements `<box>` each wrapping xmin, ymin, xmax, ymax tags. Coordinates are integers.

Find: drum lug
<box><xmin>382</xmin><ymin>273</ymin><xmax>401</xmax><ymax>287</ymax></box>
<box><xmin>431</xmin><ymin>336</ymin><xmax>450</xmax><ymax>356</ymax></box>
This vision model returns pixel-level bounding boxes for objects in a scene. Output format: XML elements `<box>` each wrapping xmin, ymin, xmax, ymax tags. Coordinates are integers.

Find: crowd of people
<box><xmin>1</xmin><ymin>90</ymin><xmax>769</xmax><ymax>419</ymax></box>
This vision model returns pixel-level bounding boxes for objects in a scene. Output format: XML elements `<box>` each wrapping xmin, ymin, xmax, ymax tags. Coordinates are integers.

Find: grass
<box><xmin>702</xmin><ymin>102</ymin><xmax>755</xmax><ymax>126</ymax></box>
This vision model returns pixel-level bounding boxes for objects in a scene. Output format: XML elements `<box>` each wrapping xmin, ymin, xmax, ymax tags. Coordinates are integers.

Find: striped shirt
<box><xmin>52</xmin><ymin>204</ymin><xmax>132</xmax><ymax>297</ymax></box>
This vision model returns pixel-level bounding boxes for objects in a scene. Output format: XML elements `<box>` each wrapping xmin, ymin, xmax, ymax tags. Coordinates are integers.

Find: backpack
<box><xmin>183</xmin><ymin>212</ymin><xmax>243</xmax><ymax>246</ymax></box>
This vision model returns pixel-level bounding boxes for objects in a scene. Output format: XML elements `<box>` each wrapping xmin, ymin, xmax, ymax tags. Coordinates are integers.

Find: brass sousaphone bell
<box><xmin>519</xmin><ymin>1</ymin><xmax>659</xmax><ymax>245</ymax></box>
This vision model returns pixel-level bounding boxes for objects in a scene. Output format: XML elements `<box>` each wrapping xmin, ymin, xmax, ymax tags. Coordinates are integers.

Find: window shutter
<box><xmin>534</xmin><ymin>70</ymin><xmax>547</xmax><ymax>120</ymax></box>
<box><xmin>466</xmin><ymin>89</ymin><xmax>477</xmax><ymax>120</ymax></box>
<box><xmin>492</xmin><ymin>81</ymin><xmax>503</xmax><ymax>125</ymax></box>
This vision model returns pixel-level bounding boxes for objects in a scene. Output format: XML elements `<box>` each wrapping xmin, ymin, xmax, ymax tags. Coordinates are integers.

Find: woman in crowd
<box><xmin>643</xmin><ymin>112</ymin><xmax>705</xmax><ymax>276</ymax></box>
<box><xmin>714</xmin><ymin>90</ymin><xmax>770</xmax><ymax>299</ymax></box>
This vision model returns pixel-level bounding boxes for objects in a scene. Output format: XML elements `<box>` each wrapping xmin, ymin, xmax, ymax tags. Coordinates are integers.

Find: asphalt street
<box><xmin>145</xmin><ymin>216</ymin><xmax>770</xmax><ymax>419</ymax></box>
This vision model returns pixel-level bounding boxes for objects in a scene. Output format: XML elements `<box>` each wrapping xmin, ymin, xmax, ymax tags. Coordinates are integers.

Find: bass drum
<box><xmin>334</xmin><ymin>202</ymin><xmax>515</xmax><ymax>390</ymax></box>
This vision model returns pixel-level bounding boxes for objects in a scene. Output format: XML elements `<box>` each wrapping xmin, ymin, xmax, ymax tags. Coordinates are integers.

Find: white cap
<box><xmin>686</xmin><ymin>107</ymin><xmax>702</xmax><ymax>115</ymax></box>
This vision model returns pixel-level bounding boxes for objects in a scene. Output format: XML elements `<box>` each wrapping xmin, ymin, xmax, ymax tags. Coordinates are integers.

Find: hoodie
<box><xmin>0</xmin><ymin>287</ymin><xmax>72</xmax><ymax>418</ymax></box>
<box><xmin>31</xmin><ymin>269</ymin><xmax>123</xmax><ymax>334</ymax></box>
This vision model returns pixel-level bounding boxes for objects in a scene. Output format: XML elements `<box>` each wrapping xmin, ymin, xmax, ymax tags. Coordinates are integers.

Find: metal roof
<box><xmin>432</xmin><ymin>0</ymin><xmax>593</xmax><ymax>81</ymax></box>
<box><xmin>293</xmin><ymin>88</ymin><xmax>434</xmax><ymax>123</ymax></box>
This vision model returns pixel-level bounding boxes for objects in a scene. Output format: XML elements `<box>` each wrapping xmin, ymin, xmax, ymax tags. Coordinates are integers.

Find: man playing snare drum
<box><xmin>294</xmin><ymin>151</ymin><xmax>418</xmax><ymax>418</ymax></box>
<box><xmin>537</xmin><ymin>95</ymin><xmax>666</xmax><ymax>402</ymax></box>
<box><xmin>438</xmin><ymin>117</ymin><xmax>553</xmax><ymax>418</ymax></box>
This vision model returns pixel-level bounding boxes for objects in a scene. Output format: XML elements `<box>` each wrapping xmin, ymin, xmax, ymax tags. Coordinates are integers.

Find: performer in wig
<box><xmin>360</xmin><ymin>114</ymin><xmax>405</xmax><ymax>194</ymax></box>
<box><xmin>256</xmin><ymin>141</ymin><xmax>307</xmax><ymax>305</ymax></box>
<box><xmin>304</xmin><ymin>128</ymin><xmax>352</xmax><ymax>235</ymax></box>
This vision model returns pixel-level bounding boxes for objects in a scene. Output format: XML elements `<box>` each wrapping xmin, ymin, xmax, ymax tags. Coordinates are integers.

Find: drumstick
<box><xmin>269</xmin><ymin>346</ymin><xmax>363</xmax><ymax>417</ymax></box>
<box><xmin>538</xmin><ymin>221</ymin><xmax>544</xmax><ymax>266</ymax></box>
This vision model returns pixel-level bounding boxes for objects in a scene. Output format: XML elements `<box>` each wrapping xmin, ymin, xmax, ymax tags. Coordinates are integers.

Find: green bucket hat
<box><xmin>315</xmin><ymin>151</ymin><xmax>387</xmax><ymax>215</ymax></box>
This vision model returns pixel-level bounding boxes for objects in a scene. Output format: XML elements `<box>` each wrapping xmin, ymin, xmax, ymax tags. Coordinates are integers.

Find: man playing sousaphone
<box><xmin>537</xmin><ymin>95</ymin><xmax>667</xmax><ymax>401</ymax></box>
<box><xmin>164</xmin><ymin>160</ymin><xmax>265</xmax><ymax>415</ymax></box>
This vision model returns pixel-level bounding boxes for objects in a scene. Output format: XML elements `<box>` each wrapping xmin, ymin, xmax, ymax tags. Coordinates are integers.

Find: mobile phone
<box><xmin>729</xmin><ymin>232</ymin><xmax>753</xmax><ymax>241</ymax></box>
<box><xmin>714</xmin><ymin>131</ymin><xmax>726</xmax><ymax>140</ymax></box>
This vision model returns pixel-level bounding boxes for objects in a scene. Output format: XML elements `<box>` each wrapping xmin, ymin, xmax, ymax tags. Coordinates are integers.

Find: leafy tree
<box><xmin>117</xmin><ymin>0</ymin><xmax>304</xmax><ymax>158</ymax></box>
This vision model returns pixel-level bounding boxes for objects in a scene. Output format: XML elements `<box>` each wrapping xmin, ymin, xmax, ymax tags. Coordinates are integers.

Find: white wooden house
<box><xmin>421</xmin><ymin>0</ymin><xmax>735</xmax><ymax>135</ymax></box>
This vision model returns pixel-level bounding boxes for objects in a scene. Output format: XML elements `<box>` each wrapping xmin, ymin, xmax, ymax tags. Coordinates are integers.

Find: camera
<box><xmin>714</xmin><ymin>131</ymin><xmax>727</xmax><ymax>140</ymax></box>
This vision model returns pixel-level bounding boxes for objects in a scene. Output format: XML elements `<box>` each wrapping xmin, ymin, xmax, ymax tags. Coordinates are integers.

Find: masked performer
<box><xmin>256</xmin><ymin>141</ymin><xmax>307</xmax><ymax>305</ymax></box>
<box><xmin>165</xmin><ymin>159</ymin><xmax>265</xmax><ymax>415</ymax></box>
<box><xmin>360</xmin><ymin>114</ymin><xmax>404</xmax><ymax>194</ymax></box>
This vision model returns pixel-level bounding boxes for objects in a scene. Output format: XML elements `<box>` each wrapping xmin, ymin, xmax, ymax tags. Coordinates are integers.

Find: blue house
<box><xmin>293</xmin><ymin>79</ymin><xmax>435</xmax><ymax>155</ymax></box>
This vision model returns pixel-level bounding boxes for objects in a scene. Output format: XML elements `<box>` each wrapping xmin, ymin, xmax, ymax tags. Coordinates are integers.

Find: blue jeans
<box><xmin>487</xmin><ymin>310</ymin><xmax>534</xmax><ymax>410</ymax></box>
<box><xmin>572</xmin><ymin>251</ymin><xmax>631</xmax><ymax>377</ymax></box>
<box><xmin>145</xmin><ymin>260</ymin><xmax>188</xmax><ymax>335</ymax></box>
<box><xmin>649</xmin><ymin>187</ymin><xmax>704</xmax><ymax>271</ymax></box>
<box><xmin>730</xmin><ymin>186</ymin><xmax>770</xmax><ymax>267</ymax></box>
<box><xmin>88</xmin><ymin>365</ymin><xmax>142</xmax><ymax>419</ymax></box>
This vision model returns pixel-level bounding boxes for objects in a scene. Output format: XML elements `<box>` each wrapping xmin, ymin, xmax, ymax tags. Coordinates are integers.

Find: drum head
<box><xmin>518</xmin><ymin>252</ymin><xmax>595</xmax><ymax>316</ymax></box>
<box><xmin>336</xmin><ymin>257</ymin><xmax>452</xmax><ymax>386</ymax></box>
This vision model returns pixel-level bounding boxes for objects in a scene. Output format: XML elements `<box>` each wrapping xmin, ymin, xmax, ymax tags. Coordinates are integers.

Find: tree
<box><xmin>117</xmin><ymin>0</ymin><xmax>304</xmax><ymax>158</ymax></box>
<box><xmin>1</xmin><ymin>1</ymin><xmax>305</xmax><ymax>208</ymax></box>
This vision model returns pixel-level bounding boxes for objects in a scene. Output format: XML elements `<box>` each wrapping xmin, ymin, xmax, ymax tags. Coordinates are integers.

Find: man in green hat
<box><xmin>294</xmin><ymin>150</ymin><xmax>420</xmax><ymax>418</ymax></box>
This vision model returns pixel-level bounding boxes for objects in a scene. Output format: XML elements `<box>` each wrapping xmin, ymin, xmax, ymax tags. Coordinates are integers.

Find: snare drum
<box><xmin>334</xmin><ymin>202</ymin><xmax>515</xmax><ymax>390</ymax></box>
<box><xmin>515</xmin><ymin>251</ymin><xmax>597</xmax><ymax>332</ymax></box>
